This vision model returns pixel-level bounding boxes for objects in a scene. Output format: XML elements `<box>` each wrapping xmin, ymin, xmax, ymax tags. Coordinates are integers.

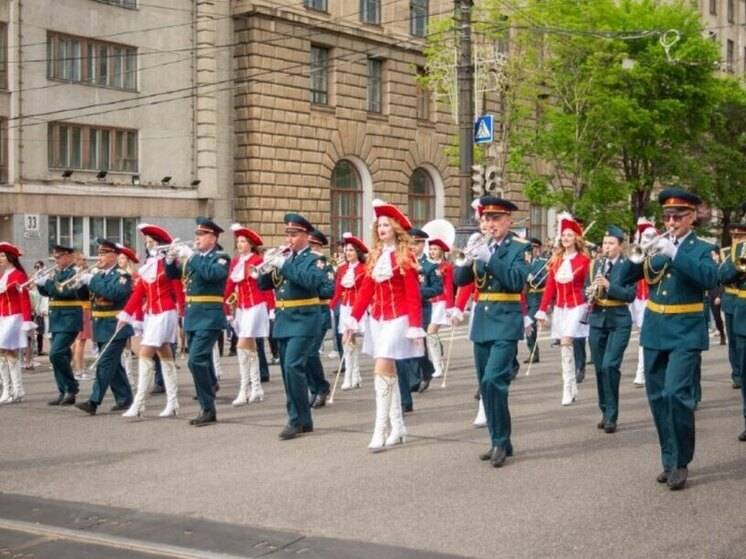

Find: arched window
<box><xmin>408</xmin><ymin>167</ymin><xmax>434</xmax><ymax>227</ymax></box>
<box><xmin>330</xmin><ymin>160</ymin><xmax>362</xmax><ymax>244</ymax></box>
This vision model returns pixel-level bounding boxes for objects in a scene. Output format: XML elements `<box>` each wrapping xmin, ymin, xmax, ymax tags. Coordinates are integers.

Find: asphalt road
<box><xmin>1</xmin><ymin>329</ymin><xmax>745</xmax><ymax>558</ymax></box>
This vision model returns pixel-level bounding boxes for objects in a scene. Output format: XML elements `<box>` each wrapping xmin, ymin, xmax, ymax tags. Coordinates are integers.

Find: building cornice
<box><xmin>0</xmin><ymin>183</ymin><xmax>201</xmax><ymax>199</ymax></box>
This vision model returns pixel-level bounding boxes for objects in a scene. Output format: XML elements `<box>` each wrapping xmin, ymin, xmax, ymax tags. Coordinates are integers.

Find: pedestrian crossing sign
<box><xmin>474</xmin><ymin>115</ymin><xmax>494</xmax><ymax>144</ymax></box>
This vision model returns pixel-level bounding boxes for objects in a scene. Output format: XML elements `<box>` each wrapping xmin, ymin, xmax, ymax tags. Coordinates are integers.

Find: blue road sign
<box><xmin>474</xmin><ymin>115</ymin><xmax>494</xmax><ymax>144</ymax></box>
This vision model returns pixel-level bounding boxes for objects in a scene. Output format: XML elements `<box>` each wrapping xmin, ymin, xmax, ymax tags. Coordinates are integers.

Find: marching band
<box><xmin>3</xmin><ymin>187</ymin><xmax>744</xmax><ymax>492</ymax></box>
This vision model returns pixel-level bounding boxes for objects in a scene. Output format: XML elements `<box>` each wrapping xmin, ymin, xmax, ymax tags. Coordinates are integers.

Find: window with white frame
<box><xmin>360</xmin><ymin>0</ymin><xmax>381</xmax><ymax>24</ymax></box>
<box><xmin>47</xmin><ymin>32</ymin><xmax>137</xmax><ymax>91</ymax></box>
<box><xmin>48</xmin><ymin>122</ymin><xmax>138</xmax><ymax>172</ymax></box>
<box><xmin>48</xmin><ymin>216</ymin><xmax>138</xmax><ymax>257</ymax></box>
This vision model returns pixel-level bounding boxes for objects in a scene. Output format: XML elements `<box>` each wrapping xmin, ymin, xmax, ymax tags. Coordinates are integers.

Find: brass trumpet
<box><xmin>150</xmin><ymin>239</ymin><xmax>193</xmax><ymax>255</ymax></box>
<box><xmin>734</xmin><ymin>240</ymin><xmax>746</xmax><ymax>273</ymax></box>
<box><xmin>628</xmin><ymin>228</ymin><xmax>674</xmax><ymax>264</ymax></box>
<box><xmin>19</xmin><ymin>263</ymin><xmax>57</xmax><ymax>289</ymax></box>
<box><xmin>57</xmin><ymin>266</ymin><xmax>101</xmax><ymax>289</ymax></box>
<box><xmin>455</xmin><ymin>233</ymin><xmax>492</xmax><ymax>266</ymax></box>
<box><xmin>254</xmin><ymin>245</ymin><xmax>291</xmax><ymax>275</ymax></box>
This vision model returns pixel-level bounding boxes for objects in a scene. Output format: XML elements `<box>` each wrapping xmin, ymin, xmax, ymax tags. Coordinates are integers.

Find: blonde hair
<box><xmin>367</xmin><ymin>217</ymin><xmax>414</xmax><ymax>274</ymax></box>
<box><xmin>549</xmin><ymin>232</ymin><xmax>588</xmax><ymax>272</ymax></box>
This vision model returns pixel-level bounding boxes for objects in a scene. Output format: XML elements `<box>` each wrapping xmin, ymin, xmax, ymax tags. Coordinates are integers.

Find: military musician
<box><xmin>524</xmin><ymin>238</ymin><xmax>548</xmax><ymax>364</ymax></box>
<box><xmin>721</xmin><ymin>221</ymin><xmax>746</xmax><ymax>390</ymax></box>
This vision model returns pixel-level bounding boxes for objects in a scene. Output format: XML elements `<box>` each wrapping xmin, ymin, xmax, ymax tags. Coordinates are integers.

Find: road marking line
<box><xmin>0</xmin><ymin>517</ymin><xmax>250</xmax><ymax>559</ymax></box>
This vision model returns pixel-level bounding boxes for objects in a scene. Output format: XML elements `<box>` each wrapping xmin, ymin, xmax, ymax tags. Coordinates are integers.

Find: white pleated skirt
<box><xmin>141</xmin><ymin>309</ymin><xmax>178</xmax><ymax>347</ymax></box>
<box><xmin>338</xmin><ymin>304</ymin><xmax>367</xmax><ymax>335</ymax></box>
<box><xmin>0</xmin><ymin>314</ymin><xmax>26</xmax><ymax>350</ymax></box>
<box><xmin>430</xmin><ymin>301</ymin><xmax>449</xmax><ymax>326</ymax></box>
<box><xmin>362</xmin><ymin>315</ymin><xmax>424</xmax><ymax>360</ymax></box>
<box><xmin>235</xmin><ymin>303</ymin><xmax>269</xmax><ymax>338</ymax></box>
<box><xmin>550</xmin><ymin>304</ymin><xmax>589</xmax><ymax>339</ymax></box>
<box><xmin>630</xmin><ymin>298</ymin><xmax>646</xmax><ymax>328</ymax></box>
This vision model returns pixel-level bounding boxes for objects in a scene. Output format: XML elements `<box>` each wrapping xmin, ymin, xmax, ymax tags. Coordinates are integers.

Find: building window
<box><xmin>416</xmin><ymin>66</ymin><xmax>431</xmax><ymax>121</ymax></box>
<box><xmin>360</xmin><ymin>0</ymin><xmax>381</xmax><ymax>24</ymax></box>
<box><xmin>728</xmin><ymin>0</ymin><xmax>735</xmax><ymax>22</ymax></box>
<box><xmin>408</xmin><ymin>168</ymin><xmax>434</xmax><ymax>227</ymax></box>
<box><xmin>304</xmin><ymin>0</ymin><xmax>327</xmax><ymax>11</ymax></box>
<box><xmin>727</xmin><ymin>39</ymin><xmax>735</xmax><ymax>72</ymax></box>
<box><xmin>49</xmin><ymin>216</ymin><xmax>138</xmax><ymax>257</ymax></box>
<box><xmin>48</xmin><ymin>123</ymin><xmax>138</xmax><ymax>172</ymax></box>
<box><xmin>330</xmin><ymin>160</ymin><xmax>362</xmax><ymax>244</ymax></box>
<box><xmin>47</xmin><ymin>32</ymin><xmax>137</xmax><ymax>91</ymax></box>
<box><xmin>95</xmin><ymin>0</ymin><xmax>137</xmax><ymax>7</ymax></box>
<box><xmin>0</xmin><ymin>23</ymin><xmax>6</xmax><ymax>90</ymax></box>
<box><xmin>367</xmin><ymin>58</ymin><xmax>383</xmax><ymax>113</ymax></box>
<box><xmin>410</xmin><ymin>0</ymin><xmax>428</xmax><ymax>37</ymax></box>
<box><xmin>529</xmin><ymin>204</ymin><xmax>547</xmax><ymax>244</ymax></box>
<box><xmin>710</xmin><ymin>0</ymin><xmax>717</xmax><ymax>15</ymax></box>
<box><xmin>310</xmin><ymin>45</ymin><xmax>329</xmax><ymax>105</ymax></box>
<box><xmin>0</xmin><ymin>119</ymin><xmax>7</xmax><ymax>183</ymax></box>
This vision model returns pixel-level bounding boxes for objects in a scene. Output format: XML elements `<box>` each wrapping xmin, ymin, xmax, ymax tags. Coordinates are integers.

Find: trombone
<box><xmin>20</xmin><ymin>263</ymin><xmax>57</xmax><ymax>289</ymax></box>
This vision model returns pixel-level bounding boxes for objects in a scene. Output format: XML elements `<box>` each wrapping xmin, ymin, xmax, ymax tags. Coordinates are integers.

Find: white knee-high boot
<box><xmin>369</xmin><ymin>374</ymin><xmax>394</xmax><ymax>452</ymax></box>
<box><xmin>8</xmin><ymin>356</ymin><xmax>24</xmax><ymax>402</ymax></box>
<box><xmin>341</xmin><ymin>343</ymin><xmax>353</xmax><ymax>390</ymax></box>
<box><xmin>427</xmin><ymin>334</ymin><xmax>443</xmax><ymax>378</ymax></box>
<box><xmin>0</xmin><ymin>356</ymin><xmax>11</xmax><ymax>404</ymax></box>
<box><xmin>122</xmin><ymin>348</ymin><xmax>133</xmax><ymax>386</ymax></box>
<box><xmin>247</xmin><ymin>349</ymin><xmax>264</xmax><ymax>403</ymax></box>
<box><xmin>560</xmin><ymin>345</ymin><xmax>577</xmax><ymax>406</ymax></box>
<box><xmin>158</xmin><ymin>359</ymin><xmax>179</xmax><ymax>417</ymax></box>
<box><xmin>123</xmin><ymin>356</ymin><xmax>155</xmax><ymax>417</ymax></box>
<box><xmin>385</xmin><ymin>378</ymin><xmax>407</xmax><ymax>446</ymax></box>
<box><xmin>350</xmin><ymin>343</ymin><xmax>361</xmax><ymax>388</ymax></box>
<box><xmin>473</xmin><ymin>396</ymin><xmax>487</xmax><ymax>427</ymax></box>
<box><xmin>233</xmin><ymin>348</ymin><xmax>251</xmax><ymax>406</ymax></box>
<box><xmin>633</xmin><ymin>345</ymin><xmax>645</xmax><ymax>386</ymax></box>
<box><xmin>212</xmin><ymin>344</ymin><xmax>223</xmax><ymax>380</ymax></box>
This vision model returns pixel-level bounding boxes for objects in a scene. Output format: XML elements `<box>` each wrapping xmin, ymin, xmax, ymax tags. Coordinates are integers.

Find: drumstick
<box><xmin>440</xmin><ymin>326</ymin><xmax>456</xmax><ymax>388</ymax></box>
<box><xmin>525</xmin><ymin>322</ymin><xmax>542</xmax><ymax>376</ymax></box>
<box><xmin>327</xmin><ymin>345</ymin><xmax>347</xmax><ymax>405</ymax></box>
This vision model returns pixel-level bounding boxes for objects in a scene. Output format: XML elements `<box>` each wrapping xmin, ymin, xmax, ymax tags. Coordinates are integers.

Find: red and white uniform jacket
<box><xmin>121</xmin><ymin>257</ymin><xmax>180</xmax><ymax>321</ymax></box>
<box><xmin>635</xmin><ymin>278</ymin><xmax>649</xmax><ymax>301</ymax></box>
<box><xmin>0</xmin><ymin>268</ymin><xmax>32</xmax><ymax>321</ymax></box>
<box><xmin>224</xmin><ymin>253</ymin><xmax>266</xmax><ymax>312</ymax></box>
<box><xmin>349</xmin><ymin>249</ymin><xmax>423</xmax><ymax>333</ymax></box>
<box><xmin>537</xmin><ymin>252</ymin><xmax>590</xmax><ymax>314</ymax></box>
<box><xmin>330</xmin><ymin>261</ymin><xmax>366</xmax><ymax>309</ymax></box>
<box><xmin>430</xmin><ymin>260</ymin><xmax>454</xmax><ymax>308</ymax></box>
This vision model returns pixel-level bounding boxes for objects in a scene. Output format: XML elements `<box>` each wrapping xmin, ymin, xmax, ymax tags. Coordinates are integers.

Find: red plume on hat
<box><xmin>372</xmin><ymin>199</ymin><xmax>412</xmax><ymax>231</ymax></box>
<box><xmin>556</xmin><ymin>211</ymin><xmax>582</xmax><ymax>237</ymax></box>
<box><xmin>634</xmin><ymin>217</ymin><xmax>657</xmax><ymax>244</ymax></box>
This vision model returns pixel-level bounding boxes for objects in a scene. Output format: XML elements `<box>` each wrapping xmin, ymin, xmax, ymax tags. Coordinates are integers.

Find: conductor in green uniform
<box><xmin>36</xmin><ymin>245</ymin><xmax>89</xmax><ymax>406</ymax></box>
<box><xmin>75</xmin><ymin>239</ymin><xmax>135</xmax><ymax>415</ymax></box>
<box><xmin>626</xmin><ymin>188</ymin><xmax>717</xmax><ymax>490</ymax></box>
<box><xmin>453</xmin><ymin>196</ymin><xmax>529</xmax><ymax>468</ymax></box>
<box><xmin>586</xmin><ymin>225</ymin><xmax>635</xmax><ymax>434</ymax></box>
<box><xmin>166</xmin><ymin>217</ymin><xmax>229</xmax><ymax>427</ymax></box>
<box><xmin>258</xmin><ymin>214</ymin><xmax>328</xmax><ymax>440</ymax></box>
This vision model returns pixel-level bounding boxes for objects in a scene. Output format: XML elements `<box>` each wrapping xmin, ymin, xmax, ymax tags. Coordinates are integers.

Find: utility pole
<box><xmin>455</xmin><ymin>0</ymin><xmax>474</xmax><ymax>229</ymax></box>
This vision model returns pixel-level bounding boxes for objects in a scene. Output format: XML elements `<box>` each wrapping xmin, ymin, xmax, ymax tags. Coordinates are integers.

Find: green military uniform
<box><xmin>454</xmin><ymin>218</ymin><xmax>530</xmax><ymax>465</ymax></box>
<box><xmin>37</xmin><ymin>258</ymin><xmax>89</xmax><ymax>401</ymax></box>
<box><xmin>586</xmin><ymin>238</ymin><xmax>635</xmax><ymax>430</ymax></box>
<box><xmin>86</xmin><ymin>263</ymin><xmax>134</xmax><ymax>409</ymax></box>
<box><xmin>258</xmin><ymin>240</ymin><xmax>327</xmax><ymax>434</ymax></box>
<box><xmin>525</xmin><ymin>250</ymin><xmax>548</xmax><ymax>362</ymax></box>
<box><xmin>166</xmin><ymin>241</ymin><xmax>229</xmax><ymax>417</ymax></box>
<box><xmin>626</xmin><ymin>190</ymin><xmax>717</xmax><ymax>487</ymax></box>
<box><xmin>721</xmin><ymin>243</ymin><xmax>742</xmax><ymax>388</ymax></box>
<box><xmin>717</xmin><ymin>242</ymin><xmax>746</xmax><ymax>438</ymax></box>
<box><xmin>307</xmin><ymin>249</ymin><xmax>335</xmax><ymax>406</ymax></box>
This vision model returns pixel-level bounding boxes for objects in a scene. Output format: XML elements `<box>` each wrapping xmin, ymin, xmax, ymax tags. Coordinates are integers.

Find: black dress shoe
<box><xmin>474</xmin><ymin>388</ymin><xmax>481</xmax><ymax>401</ymax></box>
<box><xmin>597</xmin><ymin>419</ymin><xmax>606</xmax><ymax>429</ymax></box>
<box><xmin>150</xmin><ymin>385</ymin><xmax>165</xmax><ymax>395</ymax></box>
<box><xmin>576</xmin><ymin>368</ymin><xmax>585</xmax><ymax>384</ymax></box>
<box><xmin>656</xmin><ymin>470</ymin><xmax>670</xmax><ymax>483</ymax></box>
<box><xmin>738</xmin><ymin>430</ymin><xmax>746</xmax><ymax>442</ymax></box>
<box><xmin>490</xmin><ymin>446</ymin><xmax>507</xmax><ymax>468</ymax></box>
<box><xmin>279</xmin><ymin>424</ymin><xmax>313</xmax><ymax>440</ymax></box>
<box><xmin>479</xmin><ymin>447</ymin><xmax>494</xmax><ymax>461</ymax></box>
<box><xmin>309</xmin><ymin>394</ymin><xmax>318</xmax><ymax>407</ymax></box>
<box><xmin>403</xmin><ymin>404</ymin><xmax>413</xmax><ymax>413</ymax></box>
<box><xmin>604</xmin><ymin>423</ymin><xmax>617</xmax><ymax>434</ymax></box>
<box><xmin>189</xmin><ymin>409</ymin><xmax>217</xmax><ymax>427</ymax></box>
<box><xmin>312</xmin><ymin>391</ymin><xmax>329</xmax><ymax>409</ymax></box>
<box><xmin>110</xmin><ymin>401</ymin><xmax>132</xmax><ymax>412</ymax></box>
<box><xmin>667</xmin><ymin>467</ymin><xmax>688</xmax><ymax>490</ymax></box>
<box><xmin>60</xmin><ymin>393</ymin><xmax>76</xmax><ymax>406</ymax></box>
<box><xmin>213</xmin><ymin>383</ymin><xmax>220</xmax><ymax>395</ymax></box>
<box><xmin>75</xmin><ymin>401</ymin><xmax>97</xmax><ymax>415</ymax></box>
<box><xmin>48</xmin><ymin>394</ymin><xmax>65</xmax><ymax>406</ymax></box>
<box><xmin>733</xmin><ymin>382</ymin><xmax>742</xmax><ymax>390</ymax></box>
<box><xmin>418</xmin><ymin>378</ymin><xmax>430</xmax><ymax>393</ymax></box>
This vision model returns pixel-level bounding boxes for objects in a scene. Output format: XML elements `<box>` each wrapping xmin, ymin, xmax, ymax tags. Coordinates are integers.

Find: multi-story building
<box><xmin>0</xmin><ymin>0</ymin><xmax>233</xmax><ymax>264</ymax></box>
<box><xmin>699</xmin><ymin>0</ymin><xmax>746</xmax><ymax>74</ymax></box>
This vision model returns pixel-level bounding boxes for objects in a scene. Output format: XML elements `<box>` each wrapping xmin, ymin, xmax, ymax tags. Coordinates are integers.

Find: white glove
<box><xmin>177</xmin><ymin>245</ymin><xmax>194</xmax><ymax>260</ymax></box>
<box><xmin>133</xmin><ymin>321</ymin><xmax>144</xmax><ymax>337</ymax></box>
<box><xmin>78</xmin><ymin>272</ymin><xmax>94</xmax><ymax>286</ymax></box>
<box><xmin>268</xmin><ymin>309</ymin><xmax>276</xmax><ymax>321</ymax></box>
<box><xmin>406</xmin><ymin>326</ymin><xmax>426</xmax><ymax>339</ymax></box>
<box><xmin>527</xmin><ymin>273</ymin><xmax>534</xmax><ymax>282</ymax></box>
<box><xmin>273</xmin><ymin>254</ymin><xmax>288</xmax><ymax>269</ymax></box>
<box><xmin>655</xmin><ymin>236</ymin><xmax>676</xmax><ymax>259</ymax></box>
<box><xmin>534</xmin><ymin>310</ymin><xmax>547</xmax><ymax>322</ymax></box>
<box><xmin>35</xmin><ymin>273</ymin><xmax>50</xmax><ymax>286</ymax></box>
<box><xmin>22</xmin><ymin>321</ymin><xmax>37</xmax><ymax>332</ymax></box>
<box><xmin>447</xmin><ymin>307</ymin><xmax>464</xmax><ymax>325</ymax></box>
<box><xmin>473</xmin><ymin>242</ymin><xmax>492</xmax><ymax>264</ymax></box>
<box><xmin>166</xmin><ymin>246</ymin><xmax>179</xmax><ymax>264</ymax></box>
